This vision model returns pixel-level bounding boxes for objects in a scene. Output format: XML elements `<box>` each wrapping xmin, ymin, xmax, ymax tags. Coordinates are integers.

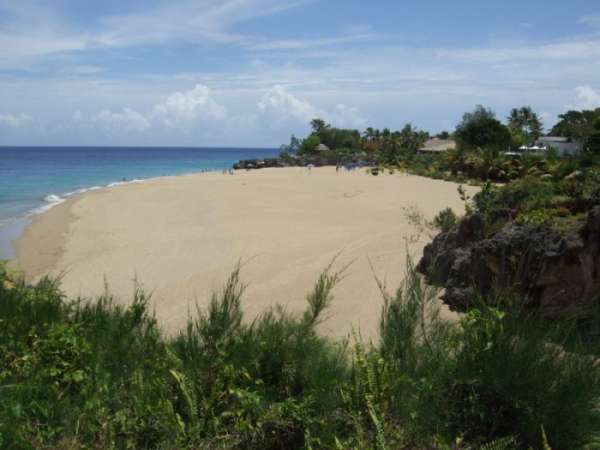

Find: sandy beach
<box><xmin>15</xmin><ymin>167</ymin><xmax>477</xmax><ymax>339</ymax></box>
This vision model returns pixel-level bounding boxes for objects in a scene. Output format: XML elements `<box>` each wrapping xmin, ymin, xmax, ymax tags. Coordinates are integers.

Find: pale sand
<box><xmin>15</xmin><ymin>167</ymin><xmax>478</xmax><ymax>339</ymax></box>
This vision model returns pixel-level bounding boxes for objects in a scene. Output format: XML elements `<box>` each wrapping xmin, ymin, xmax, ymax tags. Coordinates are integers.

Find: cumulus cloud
<box><xmin>568</xmin><ymin>85</ymin><xmax>600</xmax><ymax>110</ymax></box>
<box><xmin>258</xmin><ymin>85</ymin><xmax>322</xmax><ymax>123</ymax></box>
<box><xmin>331</xmin><ymin>104</ymin><xmax>367</xmax><ymax>129</ymax></box>
<box><xmin>92</xmin><ymin>108</ymin><xmax>150</xmax><ymax>132</ymax></box>
<box><xmin>0</xmin><ymin>113</ymin><xmax>32</xmax><ymax>128</ymax></box>
<box><xmin>258</xmin><ymin>85</ymin><xmax>365</xmax><ymax>128</ymax></box>
<box><xmin>151</xmin><ymin>84</ymin><xmax>226</xmax><ymax>128</ymax></box>
<box><xmin>84</xmin><ymin>84</ymin><xmax>227</xmax><ymax>134</ymax></box>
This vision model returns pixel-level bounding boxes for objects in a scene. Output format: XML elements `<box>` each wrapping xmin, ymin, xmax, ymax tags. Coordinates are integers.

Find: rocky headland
<box><xmin>418</xmin><ymin>206</ymin><xmax>600</xmax><ymax>319</ymax></box>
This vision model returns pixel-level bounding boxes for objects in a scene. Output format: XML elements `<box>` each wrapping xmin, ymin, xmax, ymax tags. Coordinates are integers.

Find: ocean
<box><xmin>0</xmin><ymin>146</ymin><xmax>279</xmax><ymax>259</ymax></box>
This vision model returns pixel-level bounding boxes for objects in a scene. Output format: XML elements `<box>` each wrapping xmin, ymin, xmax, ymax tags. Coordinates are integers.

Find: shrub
<box><xmin>1</xmin><ymin>262</ymin><xmax>599</xmax><ymax>449</ymax></box>
<box><xmin>432</xmin><ymin>207</ymin><xmax>458</xmax><ymax>232</ymax></box>
<box><xmin>514</xmin><ymin>208</ymin><xmax>562</xmax><ymax>228</ymax></box>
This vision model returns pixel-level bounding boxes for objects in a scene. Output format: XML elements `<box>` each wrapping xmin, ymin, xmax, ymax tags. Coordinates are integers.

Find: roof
<box><xmin>419</xmin><ymin>138</ymin><xmax>456</xmax><ymax>153</ymax></box>
<box><xmin>315</xmin><ymin>143</ymin><xmax>330</xmax><ymax>151</ymax></box>
<box><xmin>539</xmin><ymin>136</ymin><xmax>570</xmax><ymax>143</ymax></box>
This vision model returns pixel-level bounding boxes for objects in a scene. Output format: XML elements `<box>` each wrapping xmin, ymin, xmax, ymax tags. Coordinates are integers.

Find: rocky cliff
<box><xmin>417</xmin><ymin>206</ymin><xmax>600</xmax><ymax>318</ymax></box>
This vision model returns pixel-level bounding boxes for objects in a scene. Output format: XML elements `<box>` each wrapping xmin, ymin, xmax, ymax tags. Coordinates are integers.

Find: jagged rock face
<box><xmin>417</xmin><ymin>207</ymin><xmax>600</xmax><ymax>318</ymax></box>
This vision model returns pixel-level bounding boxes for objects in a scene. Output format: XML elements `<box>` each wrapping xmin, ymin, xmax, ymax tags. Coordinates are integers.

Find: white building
<box><xmin>513</xmin><ymin>136</ymin><xmax>583</xmax><ymax>157</ymax></box>
<box><xmin>537</xmin><ymin>136</ymin><xmax>582</xmax><ymax>156</ymax></box>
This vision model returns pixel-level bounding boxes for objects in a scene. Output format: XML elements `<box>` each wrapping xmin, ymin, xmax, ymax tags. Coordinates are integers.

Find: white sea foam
<box><xmin>64</xmin><ymin>186</ymin><xmax>103</xmax><ymax>196</ymax></box>
<box><xmin>28</xmin><ymin>194</ymin><xmax>67</xmax><ymax>215</ymax></box>
<box><xmin>29</xmin><ymin>177</ymin><xmax>154</xmax><ymax>219</ymax></box>
<box><xmin>44</xmin><ymin>194</ymin><xmax>64</xmax><ymax>203</ymax></box>
<box><xmin>107</xmin><ymin>178</ymin><xmax>145</xmax><ymax>188</ymax></box>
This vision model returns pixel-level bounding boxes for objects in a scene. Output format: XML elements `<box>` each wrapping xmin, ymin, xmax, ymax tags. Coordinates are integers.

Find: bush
<box><xmin>514</xmin><ymin>208</ymin><xmax>562</xmax><ymax>228</ymax></box>
<box><xmin>1</xmin><ymin>262</ymin><xmax>598</xmax><ymax>449</ymax></box>
<box><xmin>432</xmin><ymin>207</ymin><xmax>458</xmax><ymax>232</ymax></box>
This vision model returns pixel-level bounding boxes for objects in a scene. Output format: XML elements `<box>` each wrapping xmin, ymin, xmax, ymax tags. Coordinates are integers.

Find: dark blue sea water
<box><xmin>0</xmin><ymin>146</ymin><xmax>279</xmax><ymax>259</ymax></box>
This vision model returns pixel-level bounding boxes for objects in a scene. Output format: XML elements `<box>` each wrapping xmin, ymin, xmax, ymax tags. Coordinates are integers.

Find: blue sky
<box><xmin>1</xmin><ymin>0</ymin><xmax>600</xmax><ymax>147</ymax></box>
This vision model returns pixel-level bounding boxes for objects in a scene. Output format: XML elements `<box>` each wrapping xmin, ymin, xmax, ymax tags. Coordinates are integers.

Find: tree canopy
<box><xmin>507</xmin><ymin>106</ymin><xmax>543</xmax><ymax>145</ymax></box>
<box><xmin>551</xmin><ymin>108</ymin><xmax>600</xmax><ymax>141</ymax></box>
<box><xmin>455</xmin><ymin>105</ymin><xmax>511</xmax><ymax>152</ymax></box>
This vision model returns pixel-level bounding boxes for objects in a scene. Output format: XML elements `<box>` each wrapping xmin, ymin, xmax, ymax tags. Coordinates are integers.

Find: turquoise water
<box><xmin>0</xmin><ymin>146</ymin><xmax>279</xmax><ymax>259</ymax></box>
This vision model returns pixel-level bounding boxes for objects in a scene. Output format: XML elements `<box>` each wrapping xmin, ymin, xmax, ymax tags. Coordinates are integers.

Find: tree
<box><xmin>398</xmin><ymin>123</ymin><xmax>427</xmax><ymax>152</ymax></box>
<box><xmin>299</xmin><ymin>133</ymin><xmax>321</xmax><ymax>154</ymax></box>
<box><xmin>363</xmin><ymin>127</ymin><xmax>375</xmax><ymax>141</ymax></box>
<box><xmin>551</xmin><ymin>108</ymin><xmax>600</xmax><ymax>141</ymax></box>
<box><xmin>455</xmin><ymin>105</ymin><xmax>511</xmax><ymax>153</ymax></box>
<box><xmin>280</xmin><ymin>134</ymin><xmax>302</xmax><ymax>154</ymax></box>
<box><xmin>310</xmin><ymin>118</ymin><xmax>330</xmax><ymax>133</ymax></box>
<box><xmin>586</xmin><ymin>119</ymin><xmax>600</xmax><ymax>155</ymax></box>
<box><xmin>507</xmin><ymin>106</ymin><xmax>543</xmax><ymax>143</ymax></box>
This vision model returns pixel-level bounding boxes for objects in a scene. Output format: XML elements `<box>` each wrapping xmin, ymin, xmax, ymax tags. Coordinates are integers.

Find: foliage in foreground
<box><xmin>0</xmin><ymin>261</ymin><xmax>599</xmax><ymax>449</ymax></box>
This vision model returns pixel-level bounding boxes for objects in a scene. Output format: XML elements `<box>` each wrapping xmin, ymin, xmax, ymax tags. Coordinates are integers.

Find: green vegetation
<box><xmin>1</xmin><ymin>260</ymin><xmax>599</xmax><ymax>449</ymax></box>
<box><xmin>432</xmin><ymin>207</ymin><xmax>458</xmax><ymax>232</ymax></box>
<box><xmin>507</xmin><ymin>106</ymin><xmax>543</xmax><ymax>147</ymax></box>
<box><xmin>551</xmin><ymin>108</ymin><xmax>600</xmax><ymax>143</ymax></box>
<box><xmin>458</xmin><ymin>167</ymin><xmax>600</xmax><ymax>236</ymax></box>
<box><xmin>279</xmin><ymin>119</ymin><xmax>429</xmax><ymax>167</ymax></box>
<box><xmin>279</xmin><ymin>105</ymin><xmax>600</xmax><ymax>188</ymax></box>
<box><xmin>455</xmin><ymin>105</ymin><xmax>511</xmax><ymax>153</ymax></box>
<box><xmin>4</xmin><ymin>104</ymin><xmax>600</xmax><ymax>449</ymax></box>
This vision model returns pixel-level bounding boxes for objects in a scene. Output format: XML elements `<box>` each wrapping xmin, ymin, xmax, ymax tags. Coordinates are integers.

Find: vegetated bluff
<box><xmin>418</xmin><ymin>206</ymin><xmax>600</xmax><ymax>318</ymax></box>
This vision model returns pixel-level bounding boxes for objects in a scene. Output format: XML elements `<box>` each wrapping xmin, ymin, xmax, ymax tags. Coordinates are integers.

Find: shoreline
<box><xmin>0</xmin><ymin>169</ymin><xmax>228</xmax><ymax>262</ymax></box>
<box><xmin>14</xmin><ymin>167</ymin><xmax>478</xmax><ymax>338</ymax></box>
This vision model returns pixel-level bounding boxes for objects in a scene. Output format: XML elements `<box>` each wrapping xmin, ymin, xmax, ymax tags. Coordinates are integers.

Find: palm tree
<box><xmin>508</xmin><ymin>106</ymin><xmax>543</xmax><ymax>143</ymax></box>
<box><xmin>363</xmin><ymin>127</ymin><xmax>375</xmax><ymax>142</ymax></box>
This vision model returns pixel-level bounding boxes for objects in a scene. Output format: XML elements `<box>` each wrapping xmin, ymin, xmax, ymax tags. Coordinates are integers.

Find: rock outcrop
<box><xmin>233</xmin><ymin>158</ymin><xmax>287</xmax><ymax>170</ymax></box>
<box><xmin>417</xmin><ymin>207</ymin><xmax>600</xmax><ymax>318</ymax></box>
<box><xmin>233</xmin><ymin>154</ymin><xmax>373</xmax><ymax>171</ymax></box>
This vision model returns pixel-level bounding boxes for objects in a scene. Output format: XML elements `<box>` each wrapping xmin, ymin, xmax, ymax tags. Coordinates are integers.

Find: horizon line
<box><xmin>0</xmin><ymin>145</ymin><xmax>280</xmax><ymax>150</ymax></box>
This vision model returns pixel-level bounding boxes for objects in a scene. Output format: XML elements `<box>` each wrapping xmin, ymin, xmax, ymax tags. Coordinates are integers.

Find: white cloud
<box><xmin>150</xmin><ymin>84</ymin><xmax>227</xmax><ymax>128</ymax></box>
<box><xmin>92</xmin><ymin>108</ymin><xmax>150</xmax><ymax>132</ymax></box>
<box><xmin>96</xmin><ymin>0</ymin><xmax>312</xmax><ymax>48</ymax></box>
<box><xmin>331</xmin><ymin>104</ymin><xmax>367</xmax><ymax>129</ymax></box>
<box><xmin>82</xmin><ymin>84</ymin><xmax>227</xmax><ymax>134</ymax></box>
<box><xmin>567</xmin><ymin>85</ymin><xmax>600</xmax><ymax>110</ymax></box>
<box><xmin>440</xmin><ymin>39</ymin><xmax>600</xmax><ymax>63</ymax></box>
<box><xmin>0</xmin><ymin>0</ymin><xmax>313</xmax><ymax>68</ymax></box>
<box><xmin>257</xmin><ymin>85</ymin><xmax>366</xmax><ymax>129</ymax></box>
<box><xmin>258</xmin><ymin>85</ymin><xmax>322</xmax><ymax>123</ymax></box>
<box><xmin>60</xmin><ymin>65</ymin><xmax>105</xmax><ymax>75</ymax></box>
<box><xmin>0</xmin><ymin>113</ymin><xmax>32</xmax><ymax>128</ymax></box>
<box><xmin>250</xmin><ymin>33</ymin><xmax>375</xmax><ymax>51</ymax></box>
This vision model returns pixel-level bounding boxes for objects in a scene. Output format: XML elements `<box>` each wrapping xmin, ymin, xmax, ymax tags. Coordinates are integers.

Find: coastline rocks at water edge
<box><xmin>232</xmin><ymin>158</ymin><xmax>287</xmax><ymax>170</ymax></box>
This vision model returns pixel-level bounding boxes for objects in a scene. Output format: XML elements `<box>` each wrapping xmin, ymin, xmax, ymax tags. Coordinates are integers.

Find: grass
<box><xmin>0</xmin><ymin>259</ymin><xmax>599</xmax><ymax>449</ymax></box>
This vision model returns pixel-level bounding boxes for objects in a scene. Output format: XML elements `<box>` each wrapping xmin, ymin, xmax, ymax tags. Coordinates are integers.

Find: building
<box><xmin>537</xmin><ymin>136</ymin><xmax>582</xmax><ymax>156</ymax></box>
<box><xmin>509</xmin><ymin>136</ymin><xmax>583</xmax><ymax>157</ymax></box>
<box><xmin>314</xmin><ymin>143</ymin><xmax>330</xmax><ymax>152</ymax></box>
<box><xmin>418</xmin><ymin>138</ymin><xmax>456</xmax><ymax>154</ymax></box>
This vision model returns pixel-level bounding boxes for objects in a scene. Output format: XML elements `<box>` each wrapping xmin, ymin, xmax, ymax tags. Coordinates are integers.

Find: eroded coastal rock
<box><xmin>417</xmin><ymin>206</ymin><xmax>600</xmax><ymax>318</ymax></box>
<box><xmin>233</xmin><ymin>153</ymin><xmax>373</xmax><ymax>170</ymax></box>
<box><xmin>232</xmin><ymin>158</ymin><xmax>287</xmax><ymax>170</ymax></box>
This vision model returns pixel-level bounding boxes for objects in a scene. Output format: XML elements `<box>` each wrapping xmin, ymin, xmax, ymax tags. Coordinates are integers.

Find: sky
<box><xmin>1</xmin><ymin>0</ymin><xmax>600</xmax><ymax>147</ymax></box>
